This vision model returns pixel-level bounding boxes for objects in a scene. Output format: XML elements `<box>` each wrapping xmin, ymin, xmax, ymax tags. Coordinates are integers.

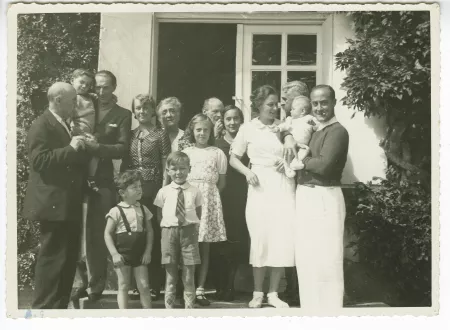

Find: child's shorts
<box><xmin>161</xmin><ymin>224</ymin><xmax>201</xmax><ymax>266</ymax></box>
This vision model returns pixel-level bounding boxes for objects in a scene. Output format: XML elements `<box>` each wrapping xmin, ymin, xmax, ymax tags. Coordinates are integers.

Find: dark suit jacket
<box><xmin>22</xmin><ymin>110</ymin><xmax>88</xmax><ymax>222</ymax></box>
<box><xmin>91</xmin><ymin>103</ymin><xmax>132</xmax><ymax>186</ymax></box>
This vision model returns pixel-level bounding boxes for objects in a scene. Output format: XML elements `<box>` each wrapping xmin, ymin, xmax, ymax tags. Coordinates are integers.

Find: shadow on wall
<box><xmin>341</xmin><ymin>155</ymin><xmax>358</xmax><ymax>185</ymax></box>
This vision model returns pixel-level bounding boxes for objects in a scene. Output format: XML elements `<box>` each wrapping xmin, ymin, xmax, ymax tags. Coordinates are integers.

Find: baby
<box><xmin>272</xmin><ymin>96</ymin><xmax>318</xmax><ymax>177</ymax></box>
<box><xmin>70</xmin><ymin>69</ymin><xmax>100</xmax><ymax>191</ymax></box>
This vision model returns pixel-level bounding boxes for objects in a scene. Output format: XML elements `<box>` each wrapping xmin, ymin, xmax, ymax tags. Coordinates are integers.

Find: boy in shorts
<box><xmin>154</xmin><ymin>151</ymin><xmax>203</xmax><ymax>309</ymax></box>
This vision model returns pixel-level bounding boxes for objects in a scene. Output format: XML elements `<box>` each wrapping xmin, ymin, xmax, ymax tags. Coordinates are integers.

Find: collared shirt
<box><xmin>171</xmin><ymin>128</ymin><xmax>184</xmax><ymax>152</ymax></box>
<box><xmin>49</xmin><ymin>109</ymin><xmax>71</xmax><ymax>137</ymax></box>
<box><xmin>232</xmin><ymin>118</ymin><xmax>284</xmax><ymax>167</ymax></box>
<box><xmin>154</xmin><ymin>181</ymin><xmax>203</xmax><ymax>227</ymax></box>
<box><xmin>316</xmin><ymin>116</ymin><xmax>338</xmax><ymax>131</ymax></box>
<box><xmin>105</xmin><ymin>201</ymin><xmax>153</xmax><ymax>234</ymax></box>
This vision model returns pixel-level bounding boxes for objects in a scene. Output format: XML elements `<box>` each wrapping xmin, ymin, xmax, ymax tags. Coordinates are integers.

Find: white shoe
<box><xmin>267</xmin><ymin>293</ymin><xmax>289</xmax><ymax>308</ymax></box>
<box><xmin>249</xmin><ymin>293</ymin><xmax>264</xmax><ymax>308</ymax></box>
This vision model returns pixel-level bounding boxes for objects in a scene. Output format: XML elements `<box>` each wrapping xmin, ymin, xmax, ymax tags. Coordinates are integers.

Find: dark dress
<box><xmin>215</xmin><ymin>136</ymin><xmax>250</xmax><ymax>263</ymax></box>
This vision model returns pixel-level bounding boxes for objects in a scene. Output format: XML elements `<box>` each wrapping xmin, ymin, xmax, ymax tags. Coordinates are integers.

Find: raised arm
<box><xmin>303</xmin><ymin>127</ymin><xmax>349</xmax><ymax>176</ymax></box>
<box><xmin>280</xmin><ymin>130</ymin><xmax>297</xmax><ymax>163</ymax></box>
<box><xmin>91</xmin><ymin>112</ymin><xmax>132</xmax><ymax>159</ymax></box>
<box><xmin>28</xmin><ymin>122</ymin><xmax>85</xmax><ymax>172</ymax></box>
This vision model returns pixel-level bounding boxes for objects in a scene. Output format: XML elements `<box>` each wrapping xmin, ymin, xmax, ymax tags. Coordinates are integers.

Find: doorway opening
<box><xmin>157</xmin><ymin>23</ymin><xmax>237</xmax><ymax>129</ymax></box>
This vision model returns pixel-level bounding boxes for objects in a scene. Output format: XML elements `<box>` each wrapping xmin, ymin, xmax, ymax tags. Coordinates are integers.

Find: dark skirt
<box><xmin>139</xmin><ymin>180</ymin><xmax>162</xmax><ymax>265</ymax></box>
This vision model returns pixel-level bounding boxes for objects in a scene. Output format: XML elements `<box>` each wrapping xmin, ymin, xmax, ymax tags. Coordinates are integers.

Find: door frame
<box><xmin>151</xmin><ymin>12</ymin><xmax>330</xmax><ymax>119</ymax></box>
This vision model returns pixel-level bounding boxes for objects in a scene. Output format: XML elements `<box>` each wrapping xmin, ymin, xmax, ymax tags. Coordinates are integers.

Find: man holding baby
<box><xmin>72</xmin><ymin>70</ymin><xmax>132</xmax><ymax>302</ymax></box>
<box><xmin>283</xmin><ymin>84</ymin><xmax>349</xmax><ymax>311</ymax></box>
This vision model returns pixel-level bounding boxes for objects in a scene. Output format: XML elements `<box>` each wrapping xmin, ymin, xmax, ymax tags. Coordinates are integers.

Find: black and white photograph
<box><xmin>4</xmin><ymin>2</ymin><xmax>439</xmax><ymax>318</ymax></box>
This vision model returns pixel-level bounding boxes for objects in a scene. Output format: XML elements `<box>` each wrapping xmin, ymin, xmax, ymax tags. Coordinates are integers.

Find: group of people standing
<box><xmin>23</xmin><ymin>68</ymin><xmax>349</xmax><ymax>312</ymax></box>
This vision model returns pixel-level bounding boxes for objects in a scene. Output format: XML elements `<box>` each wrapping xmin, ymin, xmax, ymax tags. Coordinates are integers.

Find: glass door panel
<box><xmin>240</xmin><ymin>25</ymin><xmax>322</xmax><ymax>122</ymax></box>
<box><xmin>287</xmin><ymin>71</ymin><xmax>316</xmax><ymax>92</ymax></box>
<box><xmin>252</xmin><ymin>35</ymin><xmax>282</xmax><ymax>65</ymax></box>
<box><xmin>287</xmin><ymin>35</ymin><xmax>317</xmax><ymax>65</ymax></box>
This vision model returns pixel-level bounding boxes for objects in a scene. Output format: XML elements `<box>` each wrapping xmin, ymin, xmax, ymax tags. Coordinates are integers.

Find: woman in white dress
<box><xmin>230</xmin><ymin>85</ymin><xmax>296</xmax><ymax>308</ymax></box>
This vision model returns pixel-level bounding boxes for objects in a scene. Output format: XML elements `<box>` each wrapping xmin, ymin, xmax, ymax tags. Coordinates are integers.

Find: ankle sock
<box><xmin>164</xmin><ymin>291</ymin><xmax>176</xmax><ymax>309</ymax></box>
<box><xmin>184</xmin><ymin>291</ymin><xmax>195</xmax><ymax>309</ymax></box>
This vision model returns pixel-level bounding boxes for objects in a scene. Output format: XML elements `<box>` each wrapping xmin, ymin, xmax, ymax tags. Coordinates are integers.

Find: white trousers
<box><xmin>295</xmin><ymin>185</ymin><xmax>346</xmax><ymax>312</ymax></box>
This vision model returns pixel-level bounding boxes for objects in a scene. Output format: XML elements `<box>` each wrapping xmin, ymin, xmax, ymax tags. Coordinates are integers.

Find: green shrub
<box><xmin>346</xmin><ymin>177</ymin><xmax>431</xmax><ymax>306</ymax></box>
<box><xmin>336</xmin><ymin>12</ymin><xmax>432</xmax><ymax>306</ymax></box>
<box><xmin>17</xmin><ymin>13</ymin><xmax>100</xmax><ymax>289</ymax></box>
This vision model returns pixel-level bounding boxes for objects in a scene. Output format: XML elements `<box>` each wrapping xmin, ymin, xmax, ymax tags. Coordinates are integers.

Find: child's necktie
<box><xmin>176</xmin><ymin>187</ymin><xmax>186</xmax><ymax>226</ymax></box>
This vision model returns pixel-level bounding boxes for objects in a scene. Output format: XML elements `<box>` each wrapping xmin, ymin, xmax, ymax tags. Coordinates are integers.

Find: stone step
<box><xmin>71</xmin><ymin>290</ymin><xmax>389</xmax><ymax>309</ymax></box>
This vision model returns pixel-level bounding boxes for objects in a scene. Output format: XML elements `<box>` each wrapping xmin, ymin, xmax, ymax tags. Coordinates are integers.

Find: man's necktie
<box><xmin>176</xmin><ymin>187</ymin><xmax>185</xmax><ymax>226</ymax></box>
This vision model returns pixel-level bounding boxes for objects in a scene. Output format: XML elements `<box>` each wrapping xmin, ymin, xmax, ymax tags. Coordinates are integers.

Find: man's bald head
<box><xmin>202</xmin><ymin>97</ymin><xmax>224</xmax><ymax>124</ymax></box>
<box><xmin>47</xmin><ymin>82</ymin><xmax>77</xmax><ymax>120</ymax></box>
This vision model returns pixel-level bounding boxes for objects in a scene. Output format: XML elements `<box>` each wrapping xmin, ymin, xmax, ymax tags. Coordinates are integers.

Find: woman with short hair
<box><xmin>230</xmin><ymin>85</ymin><xmax>296</xmax><ymax>309</ymax></box>
<box><xmin>156</xmin><ymin>97</ymin><xmax>184</xmax><ymax>152</ymax></box>
<box><xmin>214</xmin><ymin>105</ymin><xmax>250</xmax><ymax>301</ymax></box>
<box><xmin>121</xmin><ymin>93</ymin><xmax>171</xmax><ymax>300</ymax></box>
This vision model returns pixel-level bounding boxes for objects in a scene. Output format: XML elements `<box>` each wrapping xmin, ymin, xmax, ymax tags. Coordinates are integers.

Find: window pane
<box><xmin>252</xmin><ymin>35</ymin><xmax>281</xmax><ymax>65</ymax></box>
<box><xmin>287</xmin><ymin>35</ymin><xmax>317</xmax><ymax>65</ymax></box>
<box><xmin>252</xmin><ymin>71</ymin><xmax>281</xmax><ymax>93</ymax></box>
<box><xmin>287</xmin><ymin>71</ymin><xmax>316</xmax><ymax>92</ymax></box>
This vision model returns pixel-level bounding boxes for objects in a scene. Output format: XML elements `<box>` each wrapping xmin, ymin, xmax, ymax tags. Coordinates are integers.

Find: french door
<box><xmin>236</xmin><ymin>25</ymin><xmax>322</xmax><ymax>122</ymax></box>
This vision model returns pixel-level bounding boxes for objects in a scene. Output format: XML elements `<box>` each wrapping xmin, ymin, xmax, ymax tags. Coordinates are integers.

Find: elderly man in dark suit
<box><xmin>72</xmin><ymin>70</ymin><xmax>132</xmax><ymax>302</ymax></box>
<box><xmin>23</xmin><ymin>82</ymin><xmax>88</xmax><ymax>309</ymax></box>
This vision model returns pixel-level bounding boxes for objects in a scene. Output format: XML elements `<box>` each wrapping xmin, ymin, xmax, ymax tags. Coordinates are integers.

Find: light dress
<box><xmin>183</xmin><ymin>146</ymin><xmax>228</xmax><ymax>242</ymax></box>
<box><xmin>231</xmin><ymin>118</ymin><xmax>296</xmax><ymax>267</ymax></box>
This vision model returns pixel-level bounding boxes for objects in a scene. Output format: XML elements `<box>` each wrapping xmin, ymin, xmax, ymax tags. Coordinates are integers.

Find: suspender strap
<box><xmin>116</xmin><ymin>204</ymin><xmax>147</xmax><ymax>233</ymax></box>
<box><xmin>116</xmin><ymin>205</ymin><xmax>132</xmax><ymax>233</ymax></box>
<box><xmin>140</xmin><ymin>204</ymin><xmax>147</xmax><ymax>231</ymax></box>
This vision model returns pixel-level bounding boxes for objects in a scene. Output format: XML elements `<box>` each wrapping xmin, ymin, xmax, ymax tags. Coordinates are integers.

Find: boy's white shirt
<box><xmin>154</xmin><ymin>181</ymin><xmax>203</xmax><ymax>227</ymax></box>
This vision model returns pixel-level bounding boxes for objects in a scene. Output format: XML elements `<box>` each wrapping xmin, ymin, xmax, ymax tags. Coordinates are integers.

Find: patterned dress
<box><xmin>183</xmin><ymin>146</ymin><xmax>228</xmax><ymax>242</ymax></box>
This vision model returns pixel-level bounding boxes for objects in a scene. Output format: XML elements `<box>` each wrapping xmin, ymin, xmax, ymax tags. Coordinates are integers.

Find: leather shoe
<box><xmin>71</xmin><ymin>289</ymin><xmax>88</xmax><ymax>301</ymax></box>
<box><xmin>88</xmin><ymin>292</ymin><xmax>102</xmax><ymax>302</ymax></box>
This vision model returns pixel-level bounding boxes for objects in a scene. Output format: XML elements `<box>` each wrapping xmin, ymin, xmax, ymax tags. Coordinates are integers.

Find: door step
<box><xmin>70</xmin><ymin>290</ymin><xmax>389</xmax><ymax>309</ymax></box>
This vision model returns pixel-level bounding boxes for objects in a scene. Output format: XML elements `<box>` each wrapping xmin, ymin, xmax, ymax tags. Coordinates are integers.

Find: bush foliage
<box><xmin>17</xmin><ymin>13</ymin><xmax>100</xmax><ymax>289</ymax></box>
<box><xmin>336</xmin><ymin>12</ymin><xmax>432</xmax><ymax>306</ymax></box>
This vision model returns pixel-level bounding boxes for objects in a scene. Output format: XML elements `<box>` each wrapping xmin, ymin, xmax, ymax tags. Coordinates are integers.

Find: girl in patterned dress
<box><xmin>182</xmin><ymin>113</ymin><xmax>227</xmax><ymax>306</ymax></box>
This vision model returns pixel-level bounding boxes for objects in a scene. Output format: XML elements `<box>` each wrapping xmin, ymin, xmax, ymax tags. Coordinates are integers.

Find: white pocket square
<box><xmin>109</xmin><ymin>123</ymin><xmax>118</xmax><ymax>127</ymax></box>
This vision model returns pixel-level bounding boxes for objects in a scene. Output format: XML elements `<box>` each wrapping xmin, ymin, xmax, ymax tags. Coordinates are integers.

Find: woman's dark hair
<box><xmin>311</xmin><ymin>85</ymin><xmax>336</xmax><ymax>100</ymax></box>
<box><xmin>222</xmin><ymin>105</ymin><xmax>244</xmax><ymax>123</ymax></box>
<box><xmin>184</xmin><ymin>113</ymin><xmax>215</xmax><ymax>146</ymax></box>
<box><xmin>250</xmin><ymin>85</ymin><xmax>278</xmax><ymax>114</ymax></box>
<box><xmin>114</xmin><ymin>170</ymin><xmax>142</xmax><ymax>192</ymax></box>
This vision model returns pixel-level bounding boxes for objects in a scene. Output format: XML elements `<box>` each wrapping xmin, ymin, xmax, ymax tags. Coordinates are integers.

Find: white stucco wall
<box><xmin>330</xmin><ymin>14</ymin><xmax>388</xmax><ymax>184</ymax></box>
<box><xmin>98</xmin><ymin>13</ymin><xmax>155</xmax><ymax>121</ymax></box>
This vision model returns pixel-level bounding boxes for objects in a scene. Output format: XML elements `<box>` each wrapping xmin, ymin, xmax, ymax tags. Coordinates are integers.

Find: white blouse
<box><xmin>231</xmin><ymin>118</ymin><xmax>284</xmax><ymax>167</ymax></box>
